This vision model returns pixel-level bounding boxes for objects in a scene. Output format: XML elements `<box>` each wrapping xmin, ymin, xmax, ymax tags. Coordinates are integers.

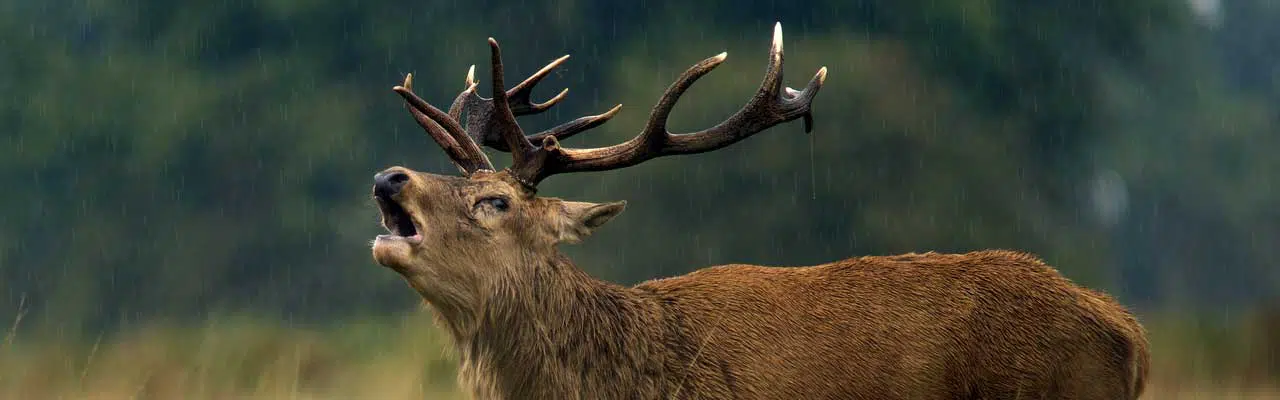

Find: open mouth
<box><xmin>375</xmin><ymin>195</ymin><xmax>422</xmax><ymax>242</ymax></box>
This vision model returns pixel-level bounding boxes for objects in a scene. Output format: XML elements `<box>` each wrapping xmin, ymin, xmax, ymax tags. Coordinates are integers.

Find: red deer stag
<box><xmin>369</xmin><ymin>23</ymin><xmax>1150</xmax><ymax>400</ymax></box>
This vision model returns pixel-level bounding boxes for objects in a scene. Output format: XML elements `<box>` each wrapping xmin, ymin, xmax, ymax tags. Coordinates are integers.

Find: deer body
<box><xmin>368</xmin><ymin>23</ymin><xmax>1149</xmax><ymax>400</ymax></box>
<box><xmin>430</xmin><ymin>250</ymin><xmax>1147</xmax><ymax>400</ymax></box>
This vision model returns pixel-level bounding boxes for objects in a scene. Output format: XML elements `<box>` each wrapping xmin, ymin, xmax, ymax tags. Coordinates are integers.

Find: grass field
<box><xmin>1</xmin><ymin>311</ymin><xmax>1276</xmax><ymax>399</ymax></box>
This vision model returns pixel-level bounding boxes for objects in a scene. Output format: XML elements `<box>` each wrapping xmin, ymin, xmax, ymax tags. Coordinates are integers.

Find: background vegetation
<box><xmin>1</xmin><ymin>0</ymin><xmax>1276</xmax><ymax>397</ymax></box>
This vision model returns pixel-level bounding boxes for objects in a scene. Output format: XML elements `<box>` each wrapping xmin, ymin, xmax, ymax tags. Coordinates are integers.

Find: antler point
<box><xmin>549</xmin><ymin>88</ymin><xmax>570</xmax><ymax>102</ymax></box>
<box><xmin>817</xmin><ymin>66</ymin><xmax>828</xmax><ymax>84</ymax></box>
<box><xmin>772</xmin><ymin>23</ymin><xmax>783</xmax><ymax>51</ymax></box>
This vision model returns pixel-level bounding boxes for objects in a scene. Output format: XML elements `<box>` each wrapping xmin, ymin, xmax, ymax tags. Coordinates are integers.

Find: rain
<box><xmin>0</xmin><ymin>0</ymin><xmax>1276</xmax><ymax>398</ymax></box>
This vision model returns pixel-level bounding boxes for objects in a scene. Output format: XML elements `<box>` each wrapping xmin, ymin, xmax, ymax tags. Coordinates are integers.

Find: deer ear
<box><xmin>556</xmin><ymin>200</ymin><xmax>627</xmax><ymax>244</ymax></box>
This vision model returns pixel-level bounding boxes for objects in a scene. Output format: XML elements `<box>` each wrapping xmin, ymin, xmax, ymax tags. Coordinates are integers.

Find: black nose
<box><xmin>374</xmin><ymin>171</ymin><xmax>411</xmax><ymax>198</ymax></box>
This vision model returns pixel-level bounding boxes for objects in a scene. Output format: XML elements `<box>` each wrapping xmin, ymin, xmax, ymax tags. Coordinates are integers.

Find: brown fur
<box><xmin>369</xmin><ymin>168</ymin><xmax>1150</xmax><ymax>399</ymax></box>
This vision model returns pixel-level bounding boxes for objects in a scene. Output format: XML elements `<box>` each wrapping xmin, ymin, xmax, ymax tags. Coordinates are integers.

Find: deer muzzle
<box><xmin>373</xmin><ymin>169</ymin><xmax>423</xmax><ymax>244</ymax></box>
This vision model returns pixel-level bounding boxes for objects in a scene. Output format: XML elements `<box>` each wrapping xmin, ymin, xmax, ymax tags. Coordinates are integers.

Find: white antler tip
<box><xmin>465</xmin><ymin>65</ymin><xmax>476</xmax><ymax>85</ymax></box>
<box><xmin>772</xmin><ymin>22</ymin><xmax>783</xmax><ymax>51</ymax></box>
<box><xmin>817</xmin><ymin>66</ymin><xmax>828</xmax><ymax>84</ymax></box>
<box><xmin>403</xmin><ymin>73</ymin><xmax>414</xmax><ymax>88</ymax></box>
<box><xmin>714</xmin><ymin>52</ymin><xmax>728</xmax><ymax>62</ymax></box>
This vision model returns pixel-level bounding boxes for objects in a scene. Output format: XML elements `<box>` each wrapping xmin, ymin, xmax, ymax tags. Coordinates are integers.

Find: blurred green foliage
<box><xmin>0</xmin><ymin>0</ymin><xmax>1276</xmax><ymax>334</ymax></box>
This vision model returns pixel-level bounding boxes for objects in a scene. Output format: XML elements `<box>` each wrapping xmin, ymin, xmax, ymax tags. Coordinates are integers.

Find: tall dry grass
<box><xmin>0</xmin><ymin>313</ymin><xmax>464</xmax><ymax>400</ymax></box>
<box><xmin>0</xmin><ymin>310</ymin><xmax>1276</xmax><ymax>399</ymax></box>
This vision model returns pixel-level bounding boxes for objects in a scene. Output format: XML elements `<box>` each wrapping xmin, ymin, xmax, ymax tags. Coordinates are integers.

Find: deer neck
<box><xmin>447</xmin><ymin>251</ymin><xmax>665</xmax><ymax>398</ymax></box>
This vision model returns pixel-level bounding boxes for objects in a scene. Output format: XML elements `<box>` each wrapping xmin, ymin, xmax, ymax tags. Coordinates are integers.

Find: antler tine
<box><xmin>507</xmin><ymin>54</ymin><xmax>571</xmax><ymax>115</ymax></box>
<box><xmin>526</xmin><ymin>104</ymin><xmax>623</xmax><ymax>145</ymax></box>
<box><xmin>636</xmin><ymin>52</ymin><xmax>730</xmax><ymax>149</ymax></box>
<box><xmin>447</xmin><ymin>65</ymin><xmax>480</xmax><ymax>122</ymax></box>
<box><xmin>514</xmin><ymin>22</ymin><xmax>827</xmax><ymax>185</ymax></box>
<box><xmin>484</xmin><ymin>38</ymin><xmax>541</xmax><ymax>168</ymax></box>
<box><xmin>394</xmin><ymin>74</ymin><xmax>495</xmax><ymax>174</ymax></box>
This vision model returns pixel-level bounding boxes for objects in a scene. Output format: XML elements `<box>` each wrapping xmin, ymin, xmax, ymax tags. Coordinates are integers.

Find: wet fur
<box><xmin>442</xmin><ymin>250</ymin><xmax>1148</xmax><ymax>400</ymax></box>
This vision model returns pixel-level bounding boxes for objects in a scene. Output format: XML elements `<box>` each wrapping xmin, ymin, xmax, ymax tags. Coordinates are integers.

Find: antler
<box><xmin>493</xmin><ymin>22</ymin><xmax>827</xmax><ymax>187</ymax></box>
<box><xmin>394</xmin><ymin>22</ymin><xmax>826</xmax><ymax>188</ymax></box>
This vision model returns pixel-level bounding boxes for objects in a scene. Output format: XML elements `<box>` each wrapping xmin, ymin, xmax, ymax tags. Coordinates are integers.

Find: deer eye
<box><xmin>475</xmin><ymin>196</ymin><xmax>510</xmax><ymax>212</ymax></box>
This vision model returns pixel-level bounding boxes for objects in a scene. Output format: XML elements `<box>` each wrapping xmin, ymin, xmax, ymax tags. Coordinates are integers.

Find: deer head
<box><xmin>370</xmin><ymin>22</ymin><xmax>826</xmax><ymax>325</ymax></box>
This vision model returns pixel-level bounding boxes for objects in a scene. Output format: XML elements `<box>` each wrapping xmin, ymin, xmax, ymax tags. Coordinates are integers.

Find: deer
<box><xmin>368</xmin><ymin>23</ymin><xmax>1150</xmax><ymax>400</ymax></box>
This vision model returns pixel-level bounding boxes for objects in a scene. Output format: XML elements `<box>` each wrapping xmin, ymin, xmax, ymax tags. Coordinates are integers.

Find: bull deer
<box><xmin>369</xmin><ymin>23</ymin><xmax>1150</xmax><ymax>400</ymax></box>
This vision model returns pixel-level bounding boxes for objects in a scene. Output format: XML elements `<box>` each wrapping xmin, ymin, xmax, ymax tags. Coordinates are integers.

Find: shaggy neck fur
<box><xmin>426</xmin><ymin>251</ymin><xmax>673</xmax><ymax>399</ymax></box>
